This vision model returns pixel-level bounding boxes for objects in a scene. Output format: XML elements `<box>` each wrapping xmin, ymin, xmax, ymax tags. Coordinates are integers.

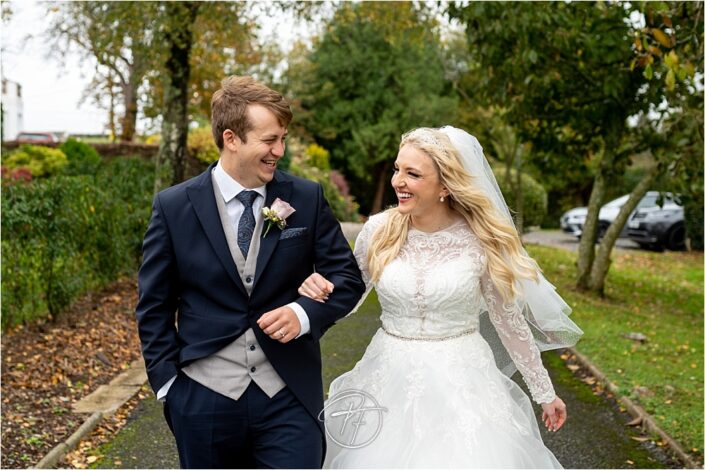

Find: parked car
<box><xmin>560</xmin><ymin>191</ymin><xmax>681</xmax><ymax>241</ymax></box>
<box><xmin>560</xmin><ymin>194</ymin><xmax>630</xmax><ymax>238</ymax></box>
<box><xmin>627</xmin><ymin>194</ymin><xmax>685</xmax><ymax>251</ymax></box>
<box><xmin>15</xmin><ymin>132</ymin><xmax>59</xmax><ymax>144</ymax></box>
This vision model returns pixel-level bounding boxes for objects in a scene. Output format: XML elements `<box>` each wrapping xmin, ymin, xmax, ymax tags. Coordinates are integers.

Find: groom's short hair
<box><xmin>211</xmin><ymin>75</ymin><xmax>292</xmax><ymax>151</ymax></box>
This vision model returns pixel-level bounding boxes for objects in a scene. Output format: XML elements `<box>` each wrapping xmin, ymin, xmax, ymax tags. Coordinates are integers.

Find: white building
<box><xmin>1</xmin><ymin>78</ymin><xmax>24</xmax><ymax>141</ymax></box>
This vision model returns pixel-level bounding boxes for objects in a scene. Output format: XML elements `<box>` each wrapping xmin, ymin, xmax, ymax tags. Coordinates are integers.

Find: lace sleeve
<box><xmin>480</xmin><ymin>271</ymin><xmax>556</xmax><ymax>404</ymax></box>
<box><xmin>346</xmin><ymin>214</ymin><xmax>384</xmax><ymax>315</ymax></box>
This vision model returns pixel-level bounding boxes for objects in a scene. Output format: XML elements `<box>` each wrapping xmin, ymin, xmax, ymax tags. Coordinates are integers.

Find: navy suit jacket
<box><xmin>136</xmin><ymin>163</ymin><xmax>365</xmax><ymax>431</ymax></box>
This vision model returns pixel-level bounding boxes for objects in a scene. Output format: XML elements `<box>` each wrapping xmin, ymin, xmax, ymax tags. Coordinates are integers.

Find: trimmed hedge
<box><xmin>1</xmin><ymin>157</ymin><xmax>155</xmax><ymax>329</ymax></box>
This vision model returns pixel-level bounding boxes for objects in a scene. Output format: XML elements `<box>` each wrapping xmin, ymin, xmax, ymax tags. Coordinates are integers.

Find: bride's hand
<box><xmin>541</xmin><ymin>396</ymin><xmax>567</xmax><ymax>432</ymax></box>
<box><xmin>298</xmin><ymin>273</ymin><xmax>334</xmax><ymax>303</ymax></box>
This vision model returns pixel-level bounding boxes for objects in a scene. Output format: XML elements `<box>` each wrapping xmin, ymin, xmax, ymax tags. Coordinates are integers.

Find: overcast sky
<box><xmin>2</xmin><ymin>1</ymin><xmax>109</xmax><ymax>134</ymax></box>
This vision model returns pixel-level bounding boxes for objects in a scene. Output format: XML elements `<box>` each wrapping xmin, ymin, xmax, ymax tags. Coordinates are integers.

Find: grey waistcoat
<box><xmin>181</xmin><ymin>174</ymin><xmax>286</xmax><ymax>400</ymax></box>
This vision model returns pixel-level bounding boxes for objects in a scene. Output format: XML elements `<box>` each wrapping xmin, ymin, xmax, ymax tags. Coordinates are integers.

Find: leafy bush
<box><xmin>3</xmin><ymin>145</ymin><xmax>68</xmax><ymax>177</ymax></box>
<box><xmin>289</xmin><ymin>143</ymin><xmax>360</xmax><ymax>222</ymax></box>
<box><xmin>493</xmin><ymin>167</ymin><xmax>548</xmax><ymax>229</ymax></box>
<box><xmin>188</xmin><ymin>126</ymin><xmax>220</xmax><ymax>164</ymax></box>
<box><xmin>306</xmin><ymin>143</ymin><xmax>331</xmax><ymax>171</ymax></box>
<box><xmin>1</xmin><ymin>166</ymin><xmax>33</xmax><ymax>183</ymax></box>
<box><xmin>143</xmin><ymin>134</ymin><xmax>161</xmax><ymax>145</ymax></box>
<box><xmin>1</xmin><ymin>157</ymin><xmax>155</xmax><ymax>329</ymax></box>
<box><xmin>60</xmin><ymin>138</ymin><xmax>102</xmax><ymax>175</ymax></box>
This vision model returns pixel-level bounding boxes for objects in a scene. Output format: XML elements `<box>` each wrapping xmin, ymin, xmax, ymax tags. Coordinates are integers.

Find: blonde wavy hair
<box><xmin>367</xmin><ymin>128</ymin><xmax>540</xmax><ymax>302</ymax></box>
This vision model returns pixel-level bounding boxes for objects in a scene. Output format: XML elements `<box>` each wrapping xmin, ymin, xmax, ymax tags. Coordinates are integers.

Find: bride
<box><xmin>299</xmin><ymin>126</ymin><xmax>583</xmax><ymax>468</ymax></box>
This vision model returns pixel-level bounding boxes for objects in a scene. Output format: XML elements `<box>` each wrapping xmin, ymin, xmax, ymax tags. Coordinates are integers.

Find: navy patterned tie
<box><xmin>235</xmin><ymin>190</ymin><xmax>259</xmax><ymax>259</ymax></box>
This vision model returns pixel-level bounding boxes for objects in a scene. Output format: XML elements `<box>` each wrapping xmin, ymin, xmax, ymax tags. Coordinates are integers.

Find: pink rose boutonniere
<box><xmin>262</xmin><ymin>198</ymin><xmax>296</xmax><ymax>237</ymax></box>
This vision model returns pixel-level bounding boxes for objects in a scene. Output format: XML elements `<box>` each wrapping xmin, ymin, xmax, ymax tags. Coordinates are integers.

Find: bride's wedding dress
<box><xmin>323</xmin><ymin>213</ymin><xmax>562</xmax><ymax>468</ymax></box>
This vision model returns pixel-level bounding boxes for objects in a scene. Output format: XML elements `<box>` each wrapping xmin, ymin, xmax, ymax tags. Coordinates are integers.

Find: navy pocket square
<box><xmin>280</xmin><ymin>227</ymin><xmax>308</xmax><ymax>240</ymax></box>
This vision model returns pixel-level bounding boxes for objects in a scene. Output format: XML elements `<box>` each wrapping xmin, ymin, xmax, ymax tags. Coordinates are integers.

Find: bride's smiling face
<box><xmin>391</xmin><ymin>144</ymin><xmax>447</xmax><ymax>216</ymax></box>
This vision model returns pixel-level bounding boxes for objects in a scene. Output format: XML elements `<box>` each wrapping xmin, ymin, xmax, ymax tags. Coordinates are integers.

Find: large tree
<box><xmin>449</xmin><ymin>2</ymin><xmax>655</xmax><ymax>294</ymax></box>
<box><xmin>287</xmin><ymin>2</ymin><xmax>456</xmax><ymax>214</ymax></box>
<box><xmin>47</xmin><ymin>1</ymin><xmax>158</xmax><ymax>141</ymax></box>
<box><xmin>582</xmin><ymin>1</ymin><xmax>703</xmax><ymax>292</ymax></box>
<box><xmin>141</xmin><ymin>2</ymin><xmax>260</xmax><ymax>124</ymax></box>
<box><xmin>153</xmin><ymin>2</ymin><xmax>201</xmax><ymax>191</ymax></box>
<box><xmin>450</xmin><ymin>1</ymin><xmax>702</xmax><ymax>294</ymax></box>
<box><xmin>627</xmin><ymin>1</ymin><xmax>704</xmax><ymax>250</ymax></box>
<box><xmin>47</xmin><ymin>2</ymin><xmax>260</xmax><ymax>144</ymax></box>
<box><xmin>152</xmin><ymin>2</ymin><xmax>266</xmax><ymax>190</ymax></box>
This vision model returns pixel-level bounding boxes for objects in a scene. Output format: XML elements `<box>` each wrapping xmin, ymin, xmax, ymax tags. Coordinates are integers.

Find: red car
<box><xmin>15</xmin><ymin>132</ymin><xmax>60</xmax><ymax>144</ymax></box>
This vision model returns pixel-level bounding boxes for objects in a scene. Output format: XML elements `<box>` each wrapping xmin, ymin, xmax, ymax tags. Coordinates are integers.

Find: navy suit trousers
<box><xmin>164</xmin><ymin>374</ymin><xmax>322</xmax><ymax>469</ymax></box>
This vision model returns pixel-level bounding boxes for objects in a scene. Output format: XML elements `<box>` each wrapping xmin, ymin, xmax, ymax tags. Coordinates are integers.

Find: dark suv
<box><xmin>627</xmin><ymin>193</ymin><xmax>685</xmax><ymax>251</ymax></box>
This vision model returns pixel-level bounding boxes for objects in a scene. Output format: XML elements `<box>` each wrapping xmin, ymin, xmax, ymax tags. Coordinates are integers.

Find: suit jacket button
<box><xmin>249</xmin><ymin>344</ymin><xmax>256</xmax><ymax>351</ymax></box>
<box><xmin>250</xmin><ymin>366</ymin><xmax>256</xmax><ymax>373</ymax></box>
<box><xmin>245</xmin><ymin>276</ymin><xmax>253</xmax><ymax>283</ymax></box>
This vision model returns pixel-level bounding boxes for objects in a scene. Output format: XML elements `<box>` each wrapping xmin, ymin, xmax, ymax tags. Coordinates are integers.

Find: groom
<box><xmin>136</xmin><ymin>75</ymin><xmax>365</xmax><ymax>468</ymax></box>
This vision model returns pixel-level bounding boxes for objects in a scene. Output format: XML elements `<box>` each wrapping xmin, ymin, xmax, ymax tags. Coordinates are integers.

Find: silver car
<box><xmin>560</xmin><ymin>192</ymin><xmax>674</xmax><ymax>239</ymax></box>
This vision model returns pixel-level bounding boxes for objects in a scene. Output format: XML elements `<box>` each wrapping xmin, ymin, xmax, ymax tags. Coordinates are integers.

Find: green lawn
<box><xmin>321</xmin><ymin>244</ymin><xmax>704</xmax><ymax>460</ymax></box>
<box><xmin>525</xmin><ymin>244</ymin><xmax>704</xmax><ymax>457</ymax></box>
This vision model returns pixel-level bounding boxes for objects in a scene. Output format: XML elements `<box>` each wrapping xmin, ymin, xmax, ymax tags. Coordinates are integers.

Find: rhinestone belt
<box><xmin>381</xmin><ymin>324</ymin><xmax>477</xmax><ymax>342</ymax></box>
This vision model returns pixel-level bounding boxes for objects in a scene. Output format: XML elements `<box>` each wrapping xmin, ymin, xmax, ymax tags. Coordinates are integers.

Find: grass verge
<box><xmin>526</xmin><ymin>244</ymin><xmax>703</xmax><ymax>459</ymax></box>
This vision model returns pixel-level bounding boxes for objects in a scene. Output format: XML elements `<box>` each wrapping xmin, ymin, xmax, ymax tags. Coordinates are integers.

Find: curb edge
<box><xmin>32</xmin><ymin>363</ymin><xmax>148</xmax><ymax>469</ymax></box>
<box><xmin>33</xmin><ymin>411</ymin><xmax>103</xmax><ymax>469</ymax></box>
<box><xmin>569</xmin><ymin>347</ymin><xmax>702</xmax><ymax>469</ymax></box>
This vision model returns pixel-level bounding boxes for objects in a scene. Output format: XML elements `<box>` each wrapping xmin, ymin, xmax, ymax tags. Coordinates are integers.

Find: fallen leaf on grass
<box><xmin>566</xmin><ymin>364</ymin><xmax>580</xmax><ymax>372</ymax></box>
<box><xmin>630</xmin><ymin>436</ymin><xmax>650</xmax><ymax>442</ymax></box>
<box><xmin>626</xmin><ymin>416</ymin><xmax>643</xmax><ymax>426</ymax></box>
<box><xmin>622</xmin><ymin>332</ymin><xmax>648</xmax><ymax>343</ymax></box>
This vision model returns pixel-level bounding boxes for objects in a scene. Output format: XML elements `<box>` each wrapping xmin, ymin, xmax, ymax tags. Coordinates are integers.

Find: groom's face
<box><xmin>223</xmin><ymin>104</ymin><xmax>288</xmax><ymax>188</ymax></box>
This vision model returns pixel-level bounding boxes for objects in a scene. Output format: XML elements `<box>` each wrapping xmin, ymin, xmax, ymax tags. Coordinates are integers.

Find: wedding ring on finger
<box><xmin>278</xmin><ymin>329</ymin><xmax>286</xmax><ymax>339</ymax></box>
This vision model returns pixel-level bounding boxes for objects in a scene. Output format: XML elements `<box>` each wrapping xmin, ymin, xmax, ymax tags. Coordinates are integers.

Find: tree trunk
<box><xmin>514</xmin><ymin>145</ymin><xmax>524</xmax><ymax>234</ymax></box>
<box><xmin>370</xmin><ymin>160</ymin><xmax>391</xmax><ymax>215</ymax></box>
<box><xmin>107</xmin><ymin>78</ymin><xmax>117</xmax><ymax>142</ymax></box>
<box><xmin>576</xmin><ymin>145</ymin><xmax>611</xmax><ymax>290</ymax></box>
<box><xmin>588</xmin><ymin>164</ymin><xmax>660</xmax><ymax>295</ymax></box>
<box><xmin>154</xmin><ymin>2</ymin><xmax>200</xmax><ymax>193</ymax></box>
<box><xmin>120</xmin><ymin>78</ymin><xmax>138</xmax><ymax>142</ymax></box>
<box><xmin>120</xmin><ymin>54</ymin><xmax>145</xmax><ymax>142</ymax></box>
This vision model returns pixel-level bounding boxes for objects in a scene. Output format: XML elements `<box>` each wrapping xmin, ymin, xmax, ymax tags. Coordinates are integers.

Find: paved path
<box><xmin>94</xmin><ymin>350</ymin><xmax>678</xmax><ymax>469</ymax></box>
<box><xmin>522</xmin><ymin>229</ymin><xmax>642</xmax><ymax>252</ymax></box>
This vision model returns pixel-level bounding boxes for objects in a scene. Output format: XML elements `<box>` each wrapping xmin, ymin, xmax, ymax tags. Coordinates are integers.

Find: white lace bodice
<box><xmin>353</xmin><ymin>212</ymin><xmax>556</xmax><ymax>404</ymax></box>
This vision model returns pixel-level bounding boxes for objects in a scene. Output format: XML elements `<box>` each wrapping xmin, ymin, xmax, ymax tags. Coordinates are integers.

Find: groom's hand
<box><xmin>257</xmin><ymin>306</ymin><xmax>301</xmax><ymax>343</ymax></box>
